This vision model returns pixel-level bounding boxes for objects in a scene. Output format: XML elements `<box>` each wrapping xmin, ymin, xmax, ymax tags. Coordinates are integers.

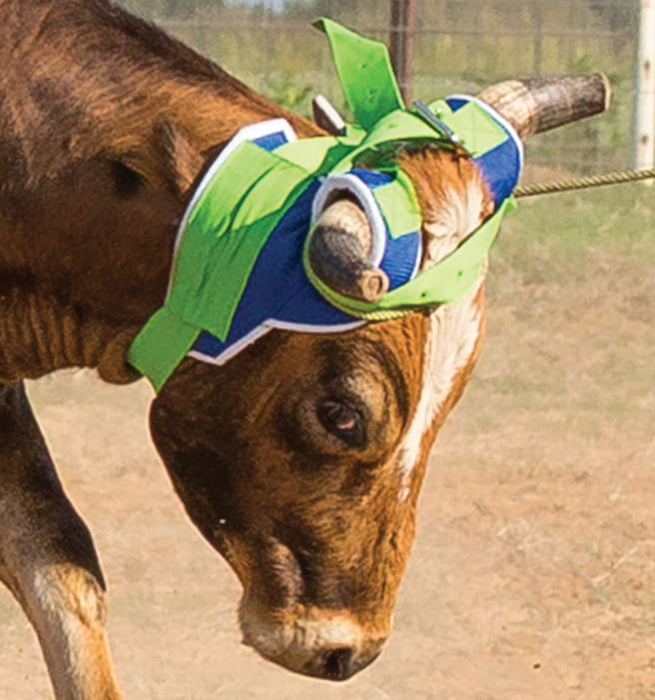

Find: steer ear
<box><xmin>150</xmin><ymin>120</ymin><xmax>205</xmax><ymax>197</ymax></box>
<box><xmin>112</xmin><ymin>121</ymin><xmax>204</xmax><ymax>199</ymax></box>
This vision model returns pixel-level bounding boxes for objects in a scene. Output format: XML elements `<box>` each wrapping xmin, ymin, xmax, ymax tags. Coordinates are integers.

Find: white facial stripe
<box><xmin>398</xmin><ymin>290</ymin><xmax>483</xmax><ymax>499</ymax></box>
<box><xmin>397</xmin><ymin>178</ymin><xmax>488</xmax><ymax>500</ymax></box>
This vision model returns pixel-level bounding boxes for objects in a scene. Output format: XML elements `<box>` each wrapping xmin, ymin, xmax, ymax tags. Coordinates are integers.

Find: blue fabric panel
<box><xmin>349</xmin><ymin>168</ymin><xmax>393</xmax><ymax>189</ymax></box>
<box><xmin>253</xmin><ymin>131</ymin><xmax>290</xmax><ymax>152</ymax></box>
<box><xmin>446</xmin><ymin>96</ymin><xmax>520</xmax><ymax>207</ymax></box>
<box><xmin>379</xmin><ymin>231</ymin><xmax>421</xmax><ymax>289</ymax></box>
<box><xmin>193</xmin><ymin>330</ymin><xmax>225</xmax><ymax>357</ymax></box>
<box><xmin>348</xmin><ymin>168</ymin><xmax>419</xmax><ymax>288</ymax></box>
<box><xmin>447</xmin><ymin>97</ymin><xmax>468</xmax><ymax>112</ymax></box>
<box><xmin>474</xmin><ymin>139</ymin><xmax>521</xmax><ymax>205</ymax></box>
<box><xmin>191</xmin><ymin>180</ymin><xmax>357</xmax><ymax>359</ymax></box>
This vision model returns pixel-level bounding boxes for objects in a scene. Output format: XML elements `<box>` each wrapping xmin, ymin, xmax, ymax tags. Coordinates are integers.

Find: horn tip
<box><xmin>599</xmin><ymin>73</ymin><xmax>612</xmax><ymax>112</ymax></box>
<box><xmin>358</xmin><ymin>269</ymin><xmax>389</xmax><ymax>303</ymax></box>
<box><xmin>312</xmin><ymin>94</ymin><xmax>346</xmax><ymax>136</ymax></box>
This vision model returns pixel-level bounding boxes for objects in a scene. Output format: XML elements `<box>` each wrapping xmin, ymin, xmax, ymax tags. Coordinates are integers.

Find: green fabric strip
<box><xmin>371</xmin><ymin>171</ymin><xmax>421</xmax><ymax>239</ymax></box>
<box><xmin>314</xmin><ymin>17</ymin><xmax>404</xmax><ymax>129</ymax></box>
<box><xmin>274</xmin><ymin>136</ymin><xmax>346</xmax><ymax>174</ymax></box>
<box><xmin>383</xmin><ymin>197</ymin><xmax>510</xmax><ymax>306</ymax></box>
<box><xmin>333</xmin><ymin>109</ymin><xmax>449</xmax><ymax>173</ymax></box>
<box><xmin>359</xmin><ymin>108</ymin><xmax>444</xmax><ymax>147</ymax></box>
<box><xmin>427</xmin><ymin>99</ymin><xmax>508</xmax><ymax>156</ymax></box>
<box><xmin>127</xmin><ymin>308</ymin><xmax>200</xmax><ymax>391</ymax></box>
<box><xmin>168</xmin><ymin>141</ymin><xmax>312</xmax><ymax>341</ymax></box>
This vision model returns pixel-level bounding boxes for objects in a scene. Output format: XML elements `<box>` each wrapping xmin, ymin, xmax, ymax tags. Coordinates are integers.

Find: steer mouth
<box><xmin>239</xmin><ymin>602</ymin><xmax>386</xmax><ymax>681</ymax></box>
<box><xmin>234</xmin><ymin>532</ymin><xmax>394</xmax><ymax>681</ymax></box>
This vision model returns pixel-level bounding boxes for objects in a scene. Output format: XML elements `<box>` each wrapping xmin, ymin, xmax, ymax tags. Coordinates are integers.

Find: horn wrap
<box><xmin>477</xmin><ymin>74</ymin><xmax>611</xmax><ymax>140</ymax></box>
<box><xmin>307</xmin><ymin>74</ymin><xmax>611</xmax><ymax>305</ymax></box>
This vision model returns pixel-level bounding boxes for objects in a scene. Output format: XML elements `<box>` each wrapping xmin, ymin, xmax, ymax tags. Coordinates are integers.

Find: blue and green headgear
<box><xmin>128</xmin><ymin>18</ymin><xmax>523</xmax><ymax>391</ymax></box>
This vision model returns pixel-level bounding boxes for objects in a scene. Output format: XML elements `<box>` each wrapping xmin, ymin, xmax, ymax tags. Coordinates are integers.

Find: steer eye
<box><xmin>316</xmin><ymin>398</ymin><xmax>365</xmax><ymax>448</ymax></box>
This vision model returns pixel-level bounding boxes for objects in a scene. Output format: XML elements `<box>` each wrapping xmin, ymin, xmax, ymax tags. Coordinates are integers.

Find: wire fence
<box><xmin>119</xmin><ymin>0</ymin><xmax>641</xmax><ymax>182</ymax></box>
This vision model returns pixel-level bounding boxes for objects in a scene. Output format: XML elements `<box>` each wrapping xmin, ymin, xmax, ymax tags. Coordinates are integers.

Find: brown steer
<box><xmin>0</xmin><ymin>0</ymin><xmax>610</xmax><ymax>696</ymax></box>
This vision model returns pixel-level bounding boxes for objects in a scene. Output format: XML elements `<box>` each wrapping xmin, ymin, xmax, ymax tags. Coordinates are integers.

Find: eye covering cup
<box><xmin>128</xmin><ymin>18</ymin><xmax>523</xmax><ymax>391</ymax></box>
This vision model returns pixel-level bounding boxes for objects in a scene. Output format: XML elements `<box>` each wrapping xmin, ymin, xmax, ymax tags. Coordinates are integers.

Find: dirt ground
<box><xmin>0</xmin><ymin>195</ymin><xmax>653</xmax><ymax>698</ymax></box>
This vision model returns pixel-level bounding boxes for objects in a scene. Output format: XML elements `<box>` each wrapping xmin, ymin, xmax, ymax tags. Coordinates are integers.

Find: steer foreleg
<box><xmin>0</xmin><ymin>382</ymin><xmax>122</xmax><ymax>700</ymax></box>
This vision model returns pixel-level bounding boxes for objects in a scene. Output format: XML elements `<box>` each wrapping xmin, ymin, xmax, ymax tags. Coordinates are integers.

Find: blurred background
<box><xmin>116</xmin><ymin>0</ymin><xmax>641</xmax><ymax>180</ymax></box>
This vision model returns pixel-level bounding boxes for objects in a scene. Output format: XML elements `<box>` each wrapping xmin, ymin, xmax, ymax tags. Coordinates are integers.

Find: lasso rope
<box><xmin>514</xmin><ymin>167</ymin><xmax>655</xmax><ymax>198</ymax></box>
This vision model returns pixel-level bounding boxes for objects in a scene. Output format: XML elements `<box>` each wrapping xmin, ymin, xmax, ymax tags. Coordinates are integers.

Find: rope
<box><xmin>514</xmin><ymin>167</ymin><xmax>655</xmax><ymax>198</ymax></box>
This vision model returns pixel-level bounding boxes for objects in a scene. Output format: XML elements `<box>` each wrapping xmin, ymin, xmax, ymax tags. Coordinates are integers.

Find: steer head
<box><xmin>148</xmin><ymin>75</ymin><xmax>609</xmax><ymax>680</ymax></box>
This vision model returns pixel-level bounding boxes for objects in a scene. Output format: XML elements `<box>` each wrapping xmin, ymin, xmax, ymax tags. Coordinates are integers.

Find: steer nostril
<box><xmin>322</xmin><ymin>646</ymin><xmax>354</xmax><ymax>680</ymax></box>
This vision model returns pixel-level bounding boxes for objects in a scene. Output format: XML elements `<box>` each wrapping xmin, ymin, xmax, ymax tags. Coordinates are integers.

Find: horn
<box><xmin>312</xmin><ymin>94</ymin><xmax>346</xmax><ymax>136</ymax></box>
<box><xmin>307</xmin><ymin>199</ymin><xmax>389</xmax><ymax>303</ymax></box>
<box><xmin>308</xmin><ymin>98</ymin><xmax>384</xmax><ymax>303</ymax></box>
<box><xmin>477</xmin><ymin>74</ymin><xmax>611</xmax><ymax>140</ymax></box>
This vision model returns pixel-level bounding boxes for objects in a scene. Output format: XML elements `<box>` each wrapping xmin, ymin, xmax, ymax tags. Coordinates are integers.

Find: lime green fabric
<box><xmin>128</xmin><ymin>308</ymin><xmax>200</xmax><ymax>391</ymax></box>
<box><xmin>272</xmin><ymin>135</ymin><xmax>347</xmax><ymax>176</ymax></box>
<box><xmin>313</xmin><ymin>18</ymin><xmax>404</xmax><ymax>128</ymax></box>
<box><xmin>371</xmin><ymin>171</ymin><xmax>421</xmax><ymax>239</ymax></box>
<box><xmin>129</xmin><ymin>142</ymin><xmax>318</xmax><ymax>391</ymax></box>
<box><xmin>170</xmin><ymin>142</ymin><xmax>310</xmax><ymax>340</ymax></box>
<box><xmin>427</xmin><ymin>99</ymin><xmax>509</xmax><ymax>156</ymax></box>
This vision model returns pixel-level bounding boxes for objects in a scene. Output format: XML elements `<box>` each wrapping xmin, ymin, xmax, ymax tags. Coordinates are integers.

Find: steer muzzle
<box><xmin>240</xmin><ymin>605</ymin><xmax>385</xmax><ymax>680</ymax></box>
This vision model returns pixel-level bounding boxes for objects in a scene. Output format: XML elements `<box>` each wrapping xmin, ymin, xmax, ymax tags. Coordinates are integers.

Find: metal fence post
<box><xmin>635</xmin><ymin>0</ymin><xmax>655</xmax><ymax>171</ymax></box>
<box><xmin>389</xmin><ymin>0</ymin><xmax>418</xmax><ymax>104</ymax></box>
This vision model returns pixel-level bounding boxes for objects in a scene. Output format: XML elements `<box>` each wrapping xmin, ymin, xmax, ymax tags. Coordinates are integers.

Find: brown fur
<box><xmin>0</xmin><ymin>0</ymin><xmax>492</xmax><ymax>695</ymax></box>
<box><xmin>0</xmin><ymin>0</ymin><xmax>315</xmax><ymax>380</ymax></box>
